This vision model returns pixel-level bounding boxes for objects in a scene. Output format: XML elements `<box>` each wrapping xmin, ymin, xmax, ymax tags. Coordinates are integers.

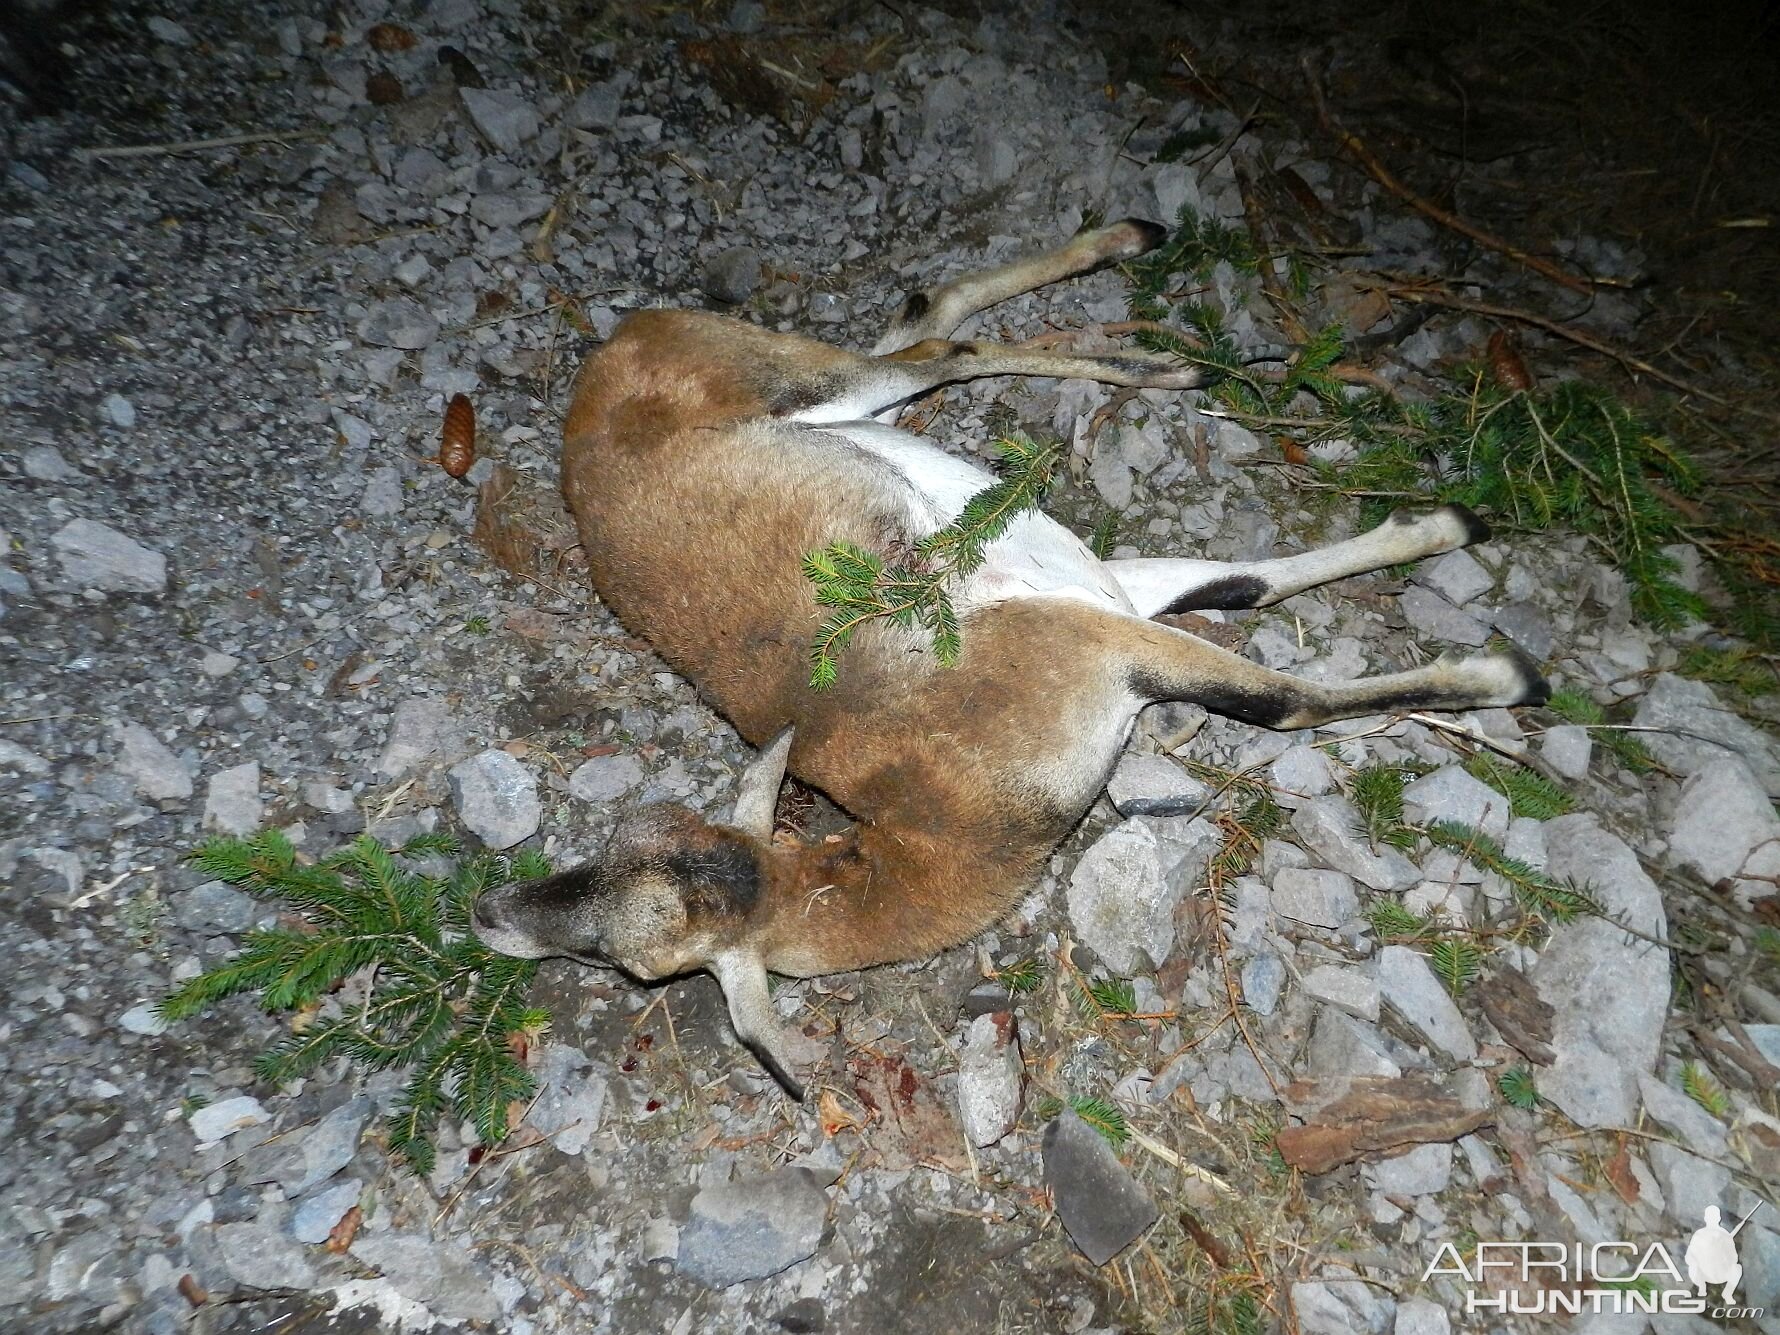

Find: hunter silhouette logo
<box><xmin>1687</xmin><ymin>1204</ymin><xmax>1761</xmax><ymax>1303</ymax></box>
<box><xmin>1425</xmin><ymin>1200</ymin><xmax>1767</xmax><ymax>1318</ymax></box>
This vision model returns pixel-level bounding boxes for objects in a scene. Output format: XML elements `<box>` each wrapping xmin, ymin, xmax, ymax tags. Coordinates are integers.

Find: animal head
<box><xmin>472</xmin><ymin>729</ymin><xmax>806</xmax><ymax>1098</ymax></box>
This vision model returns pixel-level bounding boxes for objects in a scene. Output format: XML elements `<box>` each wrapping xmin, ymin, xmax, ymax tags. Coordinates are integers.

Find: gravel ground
<box><xmin>4</xmin><ymin>2</ymin><xmax>1780</xmax><ymax>1333</ymax></box>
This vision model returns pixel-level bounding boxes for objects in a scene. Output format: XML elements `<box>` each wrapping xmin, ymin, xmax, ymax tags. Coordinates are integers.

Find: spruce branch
<box><xmin>804</xmin><ymin>431</ymin><xmax>1059</xmax><ymax>688</ymax></box>
<box><xmin>1422</xmin><ymin>820</ymin><xmax>1602</xmax><ymax>924</ymax></box>
<box><xmin>1463</xmin><ymin>753</ymin><xmax>1576</xmax><ymax>820</ymax></box>
<box><xmin>157</xmin><ymin>832</ymin><xmax>551</xmax><ymax>1176</ymax></box>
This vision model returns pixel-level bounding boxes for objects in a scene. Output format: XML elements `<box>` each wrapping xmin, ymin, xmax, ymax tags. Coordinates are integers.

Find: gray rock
<box><xmin>119</xmin><ymin>1003</ymin><xmax>169</xmax><ymax>1036</ymax></box>
<box><xmin>1270</xmin><ymin>744</ymin><xmax>1333</xmax><ymax>805</ymax></box>
<box><xmin>1399</xmin><ymin>586</ymin><xmax>1491</xmax><ymax>646</ymax></box>
<box><xmin>0</xmin><ymin>739</ymin><xmax>50</xmax><ymax>773</ymax></box>
<box><xmin>727</xmin><ymin>0</ymin><xmax>766</xmax><ymax>32</ymax></box>
<box><xmin>23</xmin><ymin>445</ymin><xmax>76</xmax><ymax>480</ymax></box>
<box><xmin>1300</xmin><ymin>964</ymin><xmax>1381</xmax><ymax>1022</ymax></box>
<box><xmin>1531</xmin><ymin>815</ymin><xmax>1669</xmax><ymax>1128</ymax></box>
<box><xmin>1365</xmin><ymin>1141</ymin><xmax>1451</xmax><ymax>1196</ymax></box>
<box><xmin>146</xmin><ymin>15</ymin><xmax>194</xmax><ymax>44</ymax></box>
<box><xmin>1151</xmin><ymin>161</ymin><xmax>1206</xmax><ymax>224</ymax></box>
<box><xmin>1117</xmin><ymin>417</ymin><xmax>1171</xmax><ymax>476</ymax></box>
<box><xmin>1666</xmin><ymin>757</ymin><xmax>1780</xmax><ymax>894</ymax></box>
<box><xmin>1291</xmin><ymin>797</ymin><xmax>1419</xmax><ymax>890</ymax></box>
<box><xmin>459</xmin><ymin>87</ymin><xmax>539</xmax><ymax>155</ymax></box>
<box><xmin>357</xmin><ymin>298</ymin><xmax>440</xmax><ymax>350</ymax></box>
<box><xmin>700</xmin><ymin>246</ymin><xmax>762</xmax><ymax>304</ymax></box>
<box><xmin>1241</xmin><ymin>950</ymin><xmax>1286</xmax><ymax>1016</ymax></box>
<box><xmin>956</xmin><ymin>1012</ymin><xmax>1022</xmax><ymax>1147</ymax></box>
<box><xmin>290</xmin><ymin>1181</ymin><xmax>361</xmax><ymax>1244</ymax></box>
<box><xmin>919</xmin><ymin>75</ymin><xmax>968</xmax><ymax>140</ymax></box>
<box><xmin>1504</xmin><ymin>816</ymin><xmax>1547</xmax><ymax>871</ymax></box>
<box><xmin>527</xmin><ymin>1043</ymin><xmax>609</xmax><ymax>1155</ymax></box>
<box><xmin>1540</xmin><ymin>724</ymin><xmax>1593</xmax><ymax>780</ymax></box>
<box><xmin>568</xmin><ymin>77</ymin><xmax>627</xmax><ymax>129</ymax></box>
<box><xmin>1647</xmin><ymin>1142</ymin><xmax>1729</xmax><ymax>1230</ymax></box>
<box><xmin>1489</xmin><ymin>602</ymin><xmax>1555</xmax><ymax>660</ymax></box>
<box><xmin>675</xmin><ymin>1167</ymin><xmax>830</xmax><ymax>1287</ymax></box>
<box><xmin>1042</xmin><ymin>1109</ymin><xmax>1158</xmax><ymax>1266</ymax></box>
<box><xmin>1395</xmin><ymin>1296</ymin><xmax>1451</xmax><ymax>1335</ymax></box>
<box><xmin>1088</xmin><ymin>444</ymin><xmax>1134</xmax><ymax>510</ymax></box>
<box><xmin>360</xmin><ymin>466</ymin><xmax>403</xmax><ymax>517</ymax></box>
<box><xmin>1413</xmin><ymin>549</ymin><xmax>1493</xmax><ymax>606</ymax></box>
<box><xmin>1634</xmin><ymin>673</ymin><xmax>1780</xmax><ymax>795</ymax></box>
<box><xmin>204</xmin><ymin>762</ymin><xmax>263</xmax><ymax>836</ymax></box>
<box><xmin>100</xmin><ymin>393</ymin><xmax>136</xmax><ymax>427</ymax></box>
<box><xmin>1308</xmin><ymin>1009</ymin><xmax>1400</xmax><ymax>1078</ymax></box>
<box><xmin>1640</xmin><ymin>1071</ymin><xmax>1728</xmax><ymax>1163</ymax></box>
<box><xmin>1271</xmin><ymin>867</ymin><xmax>1358</xmax><ymax>930</ymax></box>
<box><xmin>1066</xmin><ymin>815</ymin><xmax>1221</xmax><ymax>973</ymax></box>
<box><xmin>289</xmin><ymin>1098</ymin><xmax>373</xmax><ymax>1194</ymax></box>
<box><xmin>216</xmin><ymin>1220</ymin><xmax>317</xmax><ymax>1291</ymax></box>
<box><xmin>51</xmin><ymin>518</ymin><xmax>168</xmax><ymax>594</ymax></box>
<box><xmin>1105</xmin><ymin>753</ymin><xmax>1212</xmax><ymax>817</ymax></box>
<box><xmin>449</xmin><ymin>750</ymin><xmax>540</xmax><ymax>850</ymax></box>
<box><xmin>173</xmin><ymin>880</ymin><xmax>257</xmax><ymax>933</ymax></box>
<box><xmin>641</xmin><ymin>1217</ymin><xmax>678</xmax><ymax>1263</ymax></box>
<box><xmin>568</xmin><ymin>753</ymin><xmax>647</xmax><ymax>804</ymax></box>
<box><xmin>1292</xmin><ymin>1276</ymin><xmax>1394</xmax><ymax>1335</ymax></box>
<box><xmin>190</xmin><ymin>1095</ymin><xmax>270</xmax><ymax>1142</ymax></box>
<box><xmin>112</xmin><ymin>721</ymin><xmax>193</xmax><ymax>800</ymax></box>
<box><xmin>377</xmin><ymin>696</ymin><xmax>467</xmax><ymax>779</ymax></box>
<box><xmin>304</xmin><ymin>782</ymin><xmax>355</xmax><ymax>815</ymax></box>
<box><xmin>350</xmin><ymin>1233</ymin><xmax>499</xmax><ymax>1322</ymax></box>
<box><xmin>1401</xmin><ymin>765</ymin><xmax>1511</xmax><ymax>841</ymax></box>
<box><xmin>1377</xmin><ymin>945</ymin><xmax>1476</xmax><ymax>1061</ymax></box>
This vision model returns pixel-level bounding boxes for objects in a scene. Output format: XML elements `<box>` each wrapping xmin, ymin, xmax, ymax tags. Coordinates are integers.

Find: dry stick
<box><xmin>76</xmin><ymin>129</ymin><xmax>326</xmax><ymax>160</ymax></box>
<box><xmin>1303</xmin><ymin>65</ymin><xmax>1596</xmax><ymax>296</ymax></box>
<box><xmin>1233</xmin><ymin>155</ymin><xmax>1311</xmax><ymax>344</ymax></box>
<box><xmin>1387</xmin><ymin>284</ymin><xmax>1757</xmax><ymax>416</ymax></box>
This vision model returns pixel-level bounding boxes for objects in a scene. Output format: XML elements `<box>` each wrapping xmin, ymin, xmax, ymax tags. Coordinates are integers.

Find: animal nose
<box><xmin>472</xmin><ymin>896</ymin><xmax>501</xmax><ymax>931</ymax></box>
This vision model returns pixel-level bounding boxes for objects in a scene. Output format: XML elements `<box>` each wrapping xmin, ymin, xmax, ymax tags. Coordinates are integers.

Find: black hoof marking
<box><xmin>898</xmin><ymin>291</ymin><xmax>931</xmax><ymax>324</ymax></box>
<box><xmin>1162</xmin><ymin>573</ymin><xmax>1269</xmax><ymax>613</ymax></box>
<box><xmin>1443</xmin><ymin>503</ymin><xmax>1492</xmax><ymax>546</ymax></box>
<box><xmin>1501</xmin><ymin>642</ymin><xmax>1551</xmax><ymax>706</ymax></box>
<box><xmin>1117</xmin><ymin>217</ymin><xmax>1171</xmax><ymax>255</ymax></box>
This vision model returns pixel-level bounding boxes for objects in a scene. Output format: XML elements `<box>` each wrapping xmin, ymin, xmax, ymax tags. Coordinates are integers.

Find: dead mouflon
<box><xmin>471</xmin><ymin>220</ymin><xmax>1547</xmax><ymax>1098</ymax></box>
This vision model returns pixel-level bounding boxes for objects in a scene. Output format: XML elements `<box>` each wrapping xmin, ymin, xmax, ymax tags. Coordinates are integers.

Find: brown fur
<box><xmin>562</xmin><ymin>313</ymin><xmax>1120</xmax><ymax>974</ymax></box>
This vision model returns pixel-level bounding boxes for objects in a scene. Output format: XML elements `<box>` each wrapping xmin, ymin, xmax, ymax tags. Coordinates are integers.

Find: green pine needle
<box><xmin>1676</xmin><ymin>644</ymin><xmax>1778</xmax><ymax>697</ymax></box>
<box><xmin>1544</xmin><ymin>688</ymin><xmax>1655</xmax><ymax>772</ymax></box>
<box><xmin>1681</xmin><ymin>1062</ymin><xmax>1730</xmax><ymax>1118</ymax></box>
<box><xmin>1498</xmin><ymin>1067</ymin><xmax>1540</xmax><ymax>1110</ymax></box>
<box><xmin>158</xmin><ymin>832</ymin><xmax>551</xmax><ymax>1175</ymax></box>
<box><xmin>1428</xmin><ymin>938</ymin><xmax>1484</xmax><ymax>993</ymax></box>
<box><xmin>1423</xmin><ymin>820</ymin><xmax>1601</xmax><ymax>924</ymax></box>
<box><xmin>803</xmin><ymin>431</ymin><xmax>1058</xmax><ymax>688</ymax></box>
<box><xmin>996</xmin><ymin>956</ymin><xmax>1044</xmax><ymax>995</ymax></box>
<box><xmin>1368</xmin><ymin>900</ymin><xmax>1430</xmax><ymax>939</ymax></box>
<box><xmin>1036</xmin><ymin>1093</ymin><xmax>1131</xmax><ymax>1148</ymax></box>
<box><xmin>1464</xmin><ymin>753</ymin><xmax>1576</xmax><ymax>820</ymax></box>
<box><xmin>1349</xmin><ymin>763</ymin><xmax>1426</xmax><ymax>850</ymax></box>
<box><xmin>1088</xmin><ymin>976</ymin><xmax>1139</xmax><ymax>1016</ymax></box>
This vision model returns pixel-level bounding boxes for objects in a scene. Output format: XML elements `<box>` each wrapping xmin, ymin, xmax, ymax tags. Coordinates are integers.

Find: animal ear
<box><xmin>710</xmin><ymin>949</ymin><xmax>807</xmax><ymax>1102</ymax></box>
<box><xmin>728</xmin><ymin>727</ymin><xmax>793</xmax><ymax>842</ymax></box>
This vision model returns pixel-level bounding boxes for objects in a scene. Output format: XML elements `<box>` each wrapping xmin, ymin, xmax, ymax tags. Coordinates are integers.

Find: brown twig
<box><xmin>1304</xmin><ymin>63</ymin><xmax>1597</xmax><ymax>296</ymax></box>
<box><xmin>1382</xmin><ymin>285</ymin><xmax>1780</xmax><ymax>421</ymax></box>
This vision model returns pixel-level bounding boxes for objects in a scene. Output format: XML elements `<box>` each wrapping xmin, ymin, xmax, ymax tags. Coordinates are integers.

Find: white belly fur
<box><xmin>823</xmin><ymin>420</ymin><xmax>1136</xmax><ymax>615</ymax></box>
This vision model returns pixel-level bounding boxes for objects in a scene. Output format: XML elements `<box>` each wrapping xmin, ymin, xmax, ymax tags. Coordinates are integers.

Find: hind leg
<box><xmin>1108</xmin><ymin>505</ymin><xmax>1490</xmax><ymax>618</ymax></box>
<box><xmin>1028</xmin><ymin>598</ymin><xmax>1546</xmax><ymax>729</ymax></box>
